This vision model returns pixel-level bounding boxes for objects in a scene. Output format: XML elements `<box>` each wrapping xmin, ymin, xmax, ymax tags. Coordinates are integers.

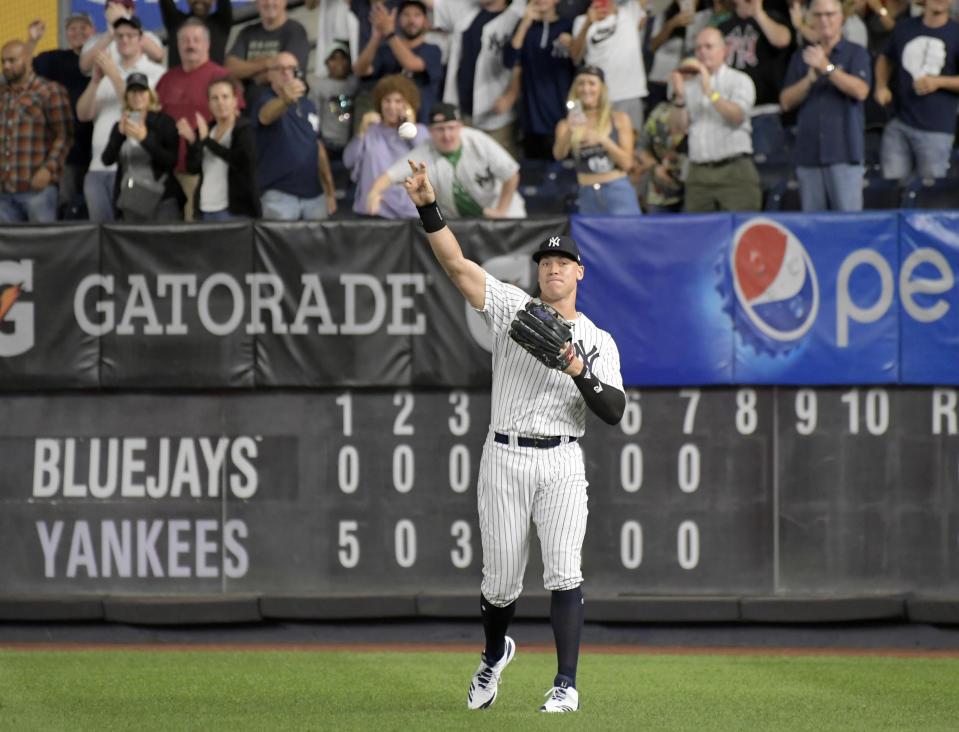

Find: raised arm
<box><xmin>404</xmin><ymin>160</ymin><xmax>487</xmax><ymax>309</ymax></box>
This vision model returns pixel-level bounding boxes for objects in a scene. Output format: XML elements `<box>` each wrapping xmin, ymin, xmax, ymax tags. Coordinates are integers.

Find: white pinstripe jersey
<box><xmin>479</xmin><ymin>272</ymin><xmax>624</xmax><ymax>438</ymax></box>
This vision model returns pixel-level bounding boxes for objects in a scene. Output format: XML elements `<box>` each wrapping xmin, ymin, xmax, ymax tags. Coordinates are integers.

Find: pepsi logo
<box><xmin>730</xmin><ymin>218</ymin><xmax>819</xmax><ymax>345</ymax></box>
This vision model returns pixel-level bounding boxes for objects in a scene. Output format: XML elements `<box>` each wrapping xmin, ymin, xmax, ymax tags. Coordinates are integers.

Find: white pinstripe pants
<box><xmin>477</xmin><ymin>433</ymin><xmax>589</xmax><ymax>607</ymax></box>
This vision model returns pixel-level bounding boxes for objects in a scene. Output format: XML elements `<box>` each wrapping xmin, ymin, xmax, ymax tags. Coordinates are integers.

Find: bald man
<box><xmin>1</xmin><ymin>40</ymin><xmax>74</xmax><ymax>222</ymax></box>
<box><xmin>669</xmin><ymin>27</ymin><xmax>761</xmax><ymax>212</ymax></box>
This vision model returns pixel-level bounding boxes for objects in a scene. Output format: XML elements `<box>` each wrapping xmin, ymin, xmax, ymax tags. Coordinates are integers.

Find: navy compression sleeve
<box><xmin>572</xmin><ymin>364</ymin><xmax>625</xmax><ymax>425</ymax></box>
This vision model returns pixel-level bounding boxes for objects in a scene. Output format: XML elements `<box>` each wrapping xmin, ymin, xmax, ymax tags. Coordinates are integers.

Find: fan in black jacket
<box><xmin>179</xmin><ymin>77</ymin><xmax>261</xmax><ymax>220</ymax></box>
<box><xmin>101</xmin><ymin>72</ymin><xmax>183</xmax><ymax>221</ymax></box>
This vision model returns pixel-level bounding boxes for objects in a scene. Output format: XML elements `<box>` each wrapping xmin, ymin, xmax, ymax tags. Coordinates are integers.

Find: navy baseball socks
<box><xmin>468</xmin><ymin>596</ymin><xmax>518</xmax><ymax>709</ymax></box>
<box><xmin>470</xmin><ymin>592</ymin><xmax>582</xmax><ymax>711</ymax></box>
<box><xmin>480</xmin><ymin>595</ymin><xmax>515</xmax><ymax>663</ymax></box>
<box><xmin>542</xmin><ymin>587</ymin><xmax>584</xmax><ymax>712</ymax></box>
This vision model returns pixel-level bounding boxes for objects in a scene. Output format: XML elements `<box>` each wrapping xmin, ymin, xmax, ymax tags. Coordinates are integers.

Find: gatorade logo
<box><xmin>0</xmin><ymin>259</ymin><xmax>35</xmax><ymax>357</ymax></box>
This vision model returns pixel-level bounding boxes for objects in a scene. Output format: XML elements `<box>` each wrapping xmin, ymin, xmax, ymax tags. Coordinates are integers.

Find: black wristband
<box><xmin>416</xmin><ymin>201</ymin><xmax>446</xmax><ymax>233</ymax></box>
<box><xmin>385</xmin><ymin>32</ymin><xmax>396</xmax><ymax>41</ymax></box>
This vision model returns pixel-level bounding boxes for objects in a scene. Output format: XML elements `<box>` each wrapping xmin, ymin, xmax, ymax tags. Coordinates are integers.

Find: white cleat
<box><xmin>466</xmin><ymin>636</ymin><xmax>516</xmax><ymax>709</ymax></box>
<box><xmin>540</xmin><ymin>684</ymin><xmax>579</xmax><ymax>712</ymax></box>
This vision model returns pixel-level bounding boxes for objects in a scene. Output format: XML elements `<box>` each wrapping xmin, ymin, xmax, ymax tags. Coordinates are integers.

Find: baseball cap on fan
<box><xmin>325</xmin><ymin>41</ymin><xmax>350</xmax><ymax>62</ymax></box>
<box><xmin>532</xmin><ymin>235</ymin><xmax>582</xmax><ymax>265</ymax></box>
<box><xmin>125</xmin><ymin>72</ymin><xmax>150</xmax><ymax>91</ymax></box>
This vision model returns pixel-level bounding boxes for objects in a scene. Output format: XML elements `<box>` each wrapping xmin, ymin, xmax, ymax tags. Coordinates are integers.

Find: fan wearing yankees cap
<box><xmin>403</xmin><ymin>159</ymin><xmax>625</xmax><ymax>713</ymax></box>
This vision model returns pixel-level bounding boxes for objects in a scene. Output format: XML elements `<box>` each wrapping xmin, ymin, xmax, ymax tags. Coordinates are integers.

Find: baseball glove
<box><xmin>508</xmin><ymin>299</ymin><xmax>575</xmax><ymax>371</ymax></box>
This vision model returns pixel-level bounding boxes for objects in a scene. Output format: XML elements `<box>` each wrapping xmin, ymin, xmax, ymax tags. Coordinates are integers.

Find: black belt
<box><xmin>494</xmin><ymin>432</ymin><xmax>576</xmax><ymax>449</ymax></box>
<box><xmin>693</xmin><ymin>153</ymin><xmax>750</xmax><ymax>168</ymax></box>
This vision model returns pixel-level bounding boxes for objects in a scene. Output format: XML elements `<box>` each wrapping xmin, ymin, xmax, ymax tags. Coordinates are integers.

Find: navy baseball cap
<box><xmin>532</xmin><ymin>235</ymin><xmax>582</xmax><ymax>265</ymax></box>
<box><xmin>399</xmin><ymin>0</ymin><xmax>429</xmax><ymax>13</ymax></box>
<box><xmin>113</xmin><ymin>16</ymin><xmax>143</xmax><ymax>33</ymax></box>
<box><xmin>575</xmin><ymin>64</ymin><xmax>605</xmax><ymax>83</ymax></box>
<box><xmin>429</xmin><ymin>102</ymin><xmax>459</xmax><ymax>124</ymax></box>
<box><xmin>125</xmin><ymin>72</ymin><xmax>150</xmax><ymax>90</ymax></box>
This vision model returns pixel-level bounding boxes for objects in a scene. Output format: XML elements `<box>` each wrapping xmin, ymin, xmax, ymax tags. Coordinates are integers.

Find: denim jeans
<box><xmin>0</xmin><ymin>185</ymin><xmax>58</xmax><ymax>222</ymax></box>
<box><xmin>576</xmin><ymin>176</ymin><xmax>642</xmax><ymax>215</ymax></box>
<box><xmin>83</xmin><ymin>169</ymin><xmax>116</xmax><ymax>222</ymax></box>
<box><xmin>796</xmin><ymin>164</ymin><xmax>864</xmax><ymax>212</ymax></box>
<box><xmin>880</xmin><ymin>117</ymin><xmax>955</xmax><ymax>180</ymax></box>
<box><xmin>260</xmin><ymin>189</ymin><xmax>327</xmax><ymax>220</ymax></box>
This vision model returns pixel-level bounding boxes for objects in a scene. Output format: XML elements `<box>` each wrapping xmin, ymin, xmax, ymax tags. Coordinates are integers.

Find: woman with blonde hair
<box><xmin>553</xmin><ymin>65</ymin><xmax>641</xmax><ymax>215</ymax></box>
<box><xmin>344</xmin><ymin>73</ymin><xmax>430</xmax><ymax>218</ymax></box>
<box><xmin>101</xmin><ymin>72</ymin><xmax>182</xmax><ymax>220</ymax></box>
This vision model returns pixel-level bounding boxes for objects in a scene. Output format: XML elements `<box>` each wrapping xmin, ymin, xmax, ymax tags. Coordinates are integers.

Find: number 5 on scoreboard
<box><xmin>338</xmin><ymin>520</ymin><xmax>360</xmax><ymax>568</ymax></box>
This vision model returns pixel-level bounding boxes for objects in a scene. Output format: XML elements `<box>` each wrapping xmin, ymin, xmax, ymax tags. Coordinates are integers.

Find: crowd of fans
<box><xmin>2</xmin><ymin>0</ymin><xmax>959</xmax><ymax>224</ymax></box>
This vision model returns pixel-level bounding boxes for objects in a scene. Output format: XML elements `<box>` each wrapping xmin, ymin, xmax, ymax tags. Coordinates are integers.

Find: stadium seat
<box><xmin>763</xmin><ymin>178</ymin><xmax>800</xmax><ymax>211</ymax></box>
<box><xmin>864</xmin><ymin>128</ymin><xmax>883</xmax><ymax>168</ymax></box>
<box><xmin>901</xmin><ymin>177</ymin><xmax>959</xmax><ymax>209</ymax></box>
<box><xmin>518</xmin><ymin>158</ymin><xmax>548</xmax><ymax>187</ymax></box>
<box><xmin>862</xmin><ymin>175</ymin><xmax>903</xmax><ymax>210</ymax></box>
<box><xmin>755</xmin><ymin>160</ymin><xmax>794</xmax><ymax>191</ymax></box>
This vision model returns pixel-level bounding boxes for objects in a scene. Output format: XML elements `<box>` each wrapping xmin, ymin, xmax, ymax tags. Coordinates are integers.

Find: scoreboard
<box><xmin>1</xmin><ymin>387</ymin><xmax>958</xmax><ymax>597</ymax></box>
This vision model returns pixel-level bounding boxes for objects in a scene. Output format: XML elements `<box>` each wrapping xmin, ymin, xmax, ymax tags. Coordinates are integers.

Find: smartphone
<box><xmin>294</xmin><ymin>66</ymin><xmax>310</xmax><ymax>94</ymax></box>
<box><xmin>128</xmin><ymin>111</ymin><xmax>141</xmax><ymax>124</ymax></box>
<box><xmin>566</xmin><ymin>99</ymin><xmax>586</xmax><ymax>125</ymax></box>
<box><xmin>679</xmin><ymin>0</ymin><xmax>695</xmax><ymax>13</ymax></box>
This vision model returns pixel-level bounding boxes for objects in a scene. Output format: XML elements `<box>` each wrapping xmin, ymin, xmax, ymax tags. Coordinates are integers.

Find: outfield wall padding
<box><xmin>259</xmin><ymin>595</ymin><xmax>418</xmax><ymax>620</ymax></box>
<box><xmin>588</xmin><ymin>597</ymin><xmax>742</xmax><ymax>623</ymax></box>
<box><xmin>4</xmin><ymin>595</ymin><xmax>956</xmax><ymax>625</ymax></box>
<box><xmin>101</xmin><ymin>596</ymin><xmax>262</xmax><ymax>625</ymax></box>
<box><xmin>905</xmin><ymin>597</ymin><xmax>959</xmax><ymax>625</ymax></box>
<box><xmin>739</xmin><ymin>597</ymin><xmax>907</xmax><ymax>623</ymax></box>
<box><xmin>0</xmin><ymin>595</ymin><xmax>105</xmax><ymax>622</ymax></box>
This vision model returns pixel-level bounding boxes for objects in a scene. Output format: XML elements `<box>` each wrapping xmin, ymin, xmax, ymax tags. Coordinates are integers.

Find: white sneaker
<box><xmin>540</xmin><ymin>684</ymin><xmax>579</xmax><ymax>712</ymax></box>
<box><xmin>466</xmin><ymin>636</ymin><xmax>516</xmax><ymax>709</ymax></box>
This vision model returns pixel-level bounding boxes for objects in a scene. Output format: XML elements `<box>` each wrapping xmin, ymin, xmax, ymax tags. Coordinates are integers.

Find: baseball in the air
<box><xmin>398</xmin><ymin>122</ymin><xmax>417</xmax><ymax>141</ymax></box>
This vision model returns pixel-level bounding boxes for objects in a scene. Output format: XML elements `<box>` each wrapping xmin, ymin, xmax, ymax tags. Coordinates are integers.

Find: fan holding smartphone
<box><xmin>101</xmin><ymin>72</ymin><xmax>182</xmax><ymax>221</ymax></box>
<box><xmin>552</xmin><ymin>65</ymin><xmax>642</xmax><ymax>215</ymax></box>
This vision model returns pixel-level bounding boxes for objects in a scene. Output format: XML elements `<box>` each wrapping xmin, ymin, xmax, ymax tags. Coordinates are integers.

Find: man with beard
<box><xmin>0</xmin><ymin>39</ymin><xmax>73</xmax><ymax>222</ymax></box>
<box><xmin>354</xmin><ymin>0</ymin><xmax>443</xmax><ymax>124</ymax></box>
<box><xmin>160</xmin><ymin>0</ymin><xmax>234</xmax><ymax>67</ymax></box>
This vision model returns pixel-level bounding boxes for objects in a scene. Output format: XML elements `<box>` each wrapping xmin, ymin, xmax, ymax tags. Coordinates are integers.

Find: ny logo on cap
<box><xmin>548</xmin><ymin>237</ymin><xmax>561</xmax><ymax>247</ymax></box>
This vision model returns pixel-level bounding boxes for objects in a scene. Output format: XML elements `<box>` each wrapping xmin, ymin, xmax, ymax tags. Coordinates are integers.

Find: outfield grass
<box><xmin>2</xmin><ymin>648</ymin><xmax>957</xmax><ymax>731</ymax></box>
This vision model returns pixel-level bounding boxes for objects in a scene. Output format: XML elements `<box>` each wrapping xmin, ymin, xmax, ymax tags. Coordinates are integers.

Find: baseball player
<box><xmin>402</xmin><ymin>159</ymin><xmax>626</xmax><ymax>713</ymax></box>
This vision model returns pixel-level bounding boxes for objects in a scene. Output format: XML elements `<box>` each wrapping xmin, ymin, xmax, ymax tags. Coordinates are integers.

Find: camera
<box><xmin>293</xmin><ymin>66</ymin><xmax>310</xmax><ymax>94</ymax></box>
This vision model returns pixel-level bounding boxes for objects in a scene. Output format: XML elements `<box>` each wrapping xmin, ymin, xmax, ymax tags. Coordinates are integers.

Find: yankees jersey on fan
<box><xmin>480</xmin><ymin>272</ymin><xmax>623</xmax><ymax>437</ymax></box>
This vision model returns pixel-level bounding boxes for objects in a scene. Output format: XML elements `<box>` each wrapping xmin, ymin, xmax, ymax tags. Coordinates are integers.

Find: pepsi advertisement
<box><xmin>574</xmin><ymin>211</ymin><xmax>958</xmax><ymax>386</ymax></box>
